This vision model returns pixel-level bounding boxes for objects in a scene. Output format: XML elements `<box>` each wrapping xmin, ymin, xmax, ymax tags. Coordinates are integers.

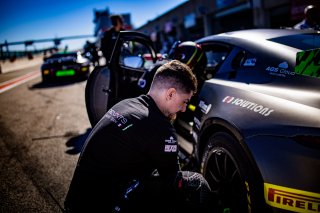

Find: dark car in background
<box><xmin>41</xmin><ymin>51</ymin><xmax>92</xmax><ymax>82</ymax></box>
<box><xmin>85</xmin><ymin>29</ymin><xmax>320</xmax><ymax>213</ymax></box>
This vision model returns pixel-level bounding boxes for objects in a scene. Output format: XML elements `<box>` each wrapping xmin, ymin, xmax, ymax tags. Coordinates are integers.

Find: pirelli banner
<box><xmin>264</xmin><ymin>183</ymin><xmax>320</xmax><ymax>213</ymax></box>
<box><xmin>295</xmin><ymin>48</ymin><xmax>320</xmax><ymax>78</ymax></box>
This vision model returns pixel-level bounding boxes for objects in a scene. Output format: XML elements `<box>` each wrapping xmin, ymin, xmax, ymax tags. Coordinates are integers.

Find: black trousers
<box><xmin>64</xmin><ymin>171</ymin><xmax>211</xmax><ymax>213</ymax></box>
<box><xmin>117</xmin><ymin>171</ymin><xmax>212</xmax><ymax>213</ymax></box>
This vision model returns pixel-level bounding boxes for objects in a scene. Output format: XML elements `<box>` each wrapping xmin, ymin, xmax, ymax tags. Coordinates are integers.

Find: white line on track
<box><xmin>0</xmin><ymin>71</ymin><xmax>40</xmax><ymax>94</ymax></box>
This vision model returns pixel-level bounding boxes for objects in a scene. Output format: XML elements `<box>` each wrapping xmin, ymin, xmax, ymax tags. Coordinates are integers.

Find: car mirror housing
<box><xmin>123</xmin><ymin>56</ymin><xmax>143</xmax><ymax>68</ymax></box>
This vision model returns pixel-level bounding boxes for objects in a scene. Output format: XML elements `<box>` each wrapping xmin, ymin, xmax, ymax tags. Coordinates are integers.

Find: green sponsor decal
<box><xmin>295</xmin><ymin>48</ymin><xmax>320</xmax><ymax>78</ymax></box>
<box><xmin>56</xmin><ymin>69</ymin><xmax>75</xmax><ymax>77</ymax></box>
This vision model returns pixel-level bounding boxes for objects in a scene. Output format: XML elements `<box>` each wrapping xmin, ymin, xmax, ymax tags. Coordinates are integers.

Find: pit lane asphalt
<box><xmin>0</xmin><ymin>61</ymin><xmax>88</xmax><ymax>212</ymax></box>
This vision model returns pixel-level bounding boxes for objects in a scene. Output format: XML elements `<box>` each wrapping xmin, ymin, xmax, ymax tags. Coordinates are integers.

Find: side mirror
<box><xmin>123</xmin><ymin>56</ymin><xmax>143</xmax><ymax>68</ymax></box>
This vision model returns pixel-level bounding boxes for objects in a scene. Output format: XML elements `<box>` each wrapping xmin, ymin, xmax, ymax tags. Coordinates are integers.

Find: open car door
<box><xmin>85</xmin><ymin>31</ymin><xmax>158</xmax><ymax>127</ymax></box>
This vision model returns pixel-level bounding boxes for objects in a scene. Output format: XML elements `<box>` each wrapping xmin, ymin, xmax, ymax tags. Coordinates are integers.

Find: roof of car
<box><xmin>196</xmin><ymin>28</ymin><xmax>319</xmax><ymax>60</ymax></box>
<box><xmin>221</xmin><ymin>28</ymin><xmax>314</xmax><ymax>39</ymax></box>
<box><xmin>197</xmin><ymin>28</ymin><xmax>317</xmax><ymax>42</ymax></box>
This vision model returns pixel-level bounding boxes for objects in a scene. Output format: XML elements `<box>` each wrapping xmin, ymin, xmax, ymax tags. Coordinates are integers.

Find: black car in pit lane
<box><xmin>41</xmin><ymin>51</ymin><xmax>92</xmax><ymax>82</ymax></box>
<box><xmin>85</xmin><ymin>29</ymin><xmax>320</xmax><ymax>213</ymax></box>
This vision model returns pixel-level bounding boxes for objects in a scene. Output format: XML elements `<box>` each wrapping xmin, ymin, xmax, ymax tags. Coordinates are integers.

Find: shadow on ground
<box><xmin>65</xmin><ymin>128</ymin><xmax>92</xmax><ymax>155</ymax></box>
<box><xmin>29</xmin><ymin>77</ymin><xmax>87</xmax><ymax>89</ymax></box>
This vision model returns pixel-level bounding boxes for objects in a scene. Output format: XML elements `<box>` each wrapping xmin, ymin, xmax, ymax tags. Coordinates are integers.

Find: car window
<box><xmin>216</xmin><ymin>47</ymin><xmax>276</xmax><ymax>83</ymax></box>
<box><xmin>119</xmin><ymin>40</ymin><xmax>154</xmax><ymax>70</ymax></box>
<box><xmin>206</xmin><ymin>51</ymin><xmax>227</xmax><ymax>67</ymax></box>
<box><xmin>232</xmin><ymin>50</ymin><xmax>262</xmax><ymax>81</ymax></box>
<box><xmin>269</xmin><ymin>34</ymin><xmax>320</xmax><ymax>50</ymax></box>
<box><xmin>200</xmin><ymin>43</ymin><xmax>231</xmax><ymax>79</ymax></box>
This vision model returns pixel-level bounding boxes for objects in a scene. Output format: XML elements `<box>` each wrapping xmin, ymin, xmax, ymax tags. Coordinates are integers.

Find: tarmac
<box><xmin>0</xmin><ymin>55</ymin><xmax>43</xmax><ymax>74</ymax></box>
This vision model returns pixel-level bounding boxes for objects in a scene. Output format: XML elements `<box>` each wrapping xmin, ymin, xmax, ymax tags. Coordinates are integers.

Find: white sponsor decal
<box><xmin>266</xmin><ymin>61</ymin><xmax>295</xmax><ymax>77</ymax></box>
<box><xmin>107</xmin><ymin>109</ymin><xmax>128</xmax><ymax>124</ymax></box>
<box><xmin>243</xmin><ymin>58</ymin><xmax>256</xmax><ymax>66</ymax></box>
<box><xmin>193</xmin><ymin>117</ymin><xmax>201</xmax><ymax>130</ymax></box>
<box><xmin>279</xmin><ymin>61</ymin><xmax>288</xmax><ymax>69</ymax></box>
<box><xmin>106</xmin><ymin>109</ymin><xmax>133</xmax><ymax>131</ymax></box>
<box><xmin>137</xmin><ymin>78</ymin><xmax>146</xmax><ymax>88</ymax></box>
<box><xmin>164</xmin><ymin>145</ymin><xmax>177</xmax><ymax>152</ymax></box>
<box><xmin>198</xmin><ymin>100</ymin><xmax>212</xmax><ymax>114</ymax></box>
<box><xmin>165</xmin><ymin>136</ymin><xmax>177</xmax><ymax>144</ymax></box>
<box><xmin>222</xmin><ymin>96</ymin><xmax>274</xmax><ymax>117</ymax></box>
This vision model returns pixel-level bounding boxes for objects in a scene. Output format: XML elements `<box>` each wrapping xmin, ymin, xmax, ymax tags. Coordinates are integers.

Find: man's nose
<box><xmin>180</xmin><ymin>105</ymin><xmax>187</xmax><ymax>112</ymax></box>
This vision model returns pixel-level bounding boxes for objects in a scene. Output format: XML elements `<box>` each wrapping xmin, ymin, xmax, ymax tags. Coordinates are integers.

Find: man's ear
<box><xmin>166</xmin><ymin>88</ymin><xmax>176</xmax><ymax>100</ymax></box>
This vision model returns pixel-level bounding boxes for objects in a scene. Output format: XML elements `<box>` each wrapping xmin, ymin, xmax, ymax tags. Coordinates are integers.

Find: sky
<box><xmin>0</xmin><ymin>0</ymin><xmax>188</xmax><ymax>51</ymax></box>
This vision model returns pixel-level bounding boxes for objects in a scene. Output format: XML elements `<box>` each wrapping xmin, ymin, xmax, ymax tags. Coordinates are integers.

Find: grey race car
<box><xmin>192</xmin><ymin>29</ymin><xmax>320</xmax><ymax>213</ymax></box>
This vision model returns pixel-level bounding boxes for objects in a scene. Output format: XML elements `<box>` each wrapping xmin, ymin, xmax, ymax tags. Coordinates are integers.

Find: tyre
<box><xmin>201</xmin><ymin>132</ymin><xmax>265</xmax><ymax>213</ymax></box>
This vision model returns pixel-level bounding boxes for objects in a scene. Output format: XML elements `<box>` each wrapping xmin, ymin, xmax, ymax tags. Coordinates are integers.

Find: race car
<box><xmin>85</xmin><ymin>29</ymin><xmax>320</xmax><ymax>212</ymax></box>
<box><xmin>192</xmin><ymin>29</ymin><xmax>320</xmax><ymax>212</ymax></box>
<box><xmin>41</xmin><ymin>51</ymin><xmax>92</xmax><ymax>82</ymax></box>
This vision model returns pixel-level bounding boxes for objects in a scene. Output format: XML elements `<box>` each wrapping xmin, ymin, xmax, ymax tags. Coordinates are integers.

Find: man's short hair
<box><xmin>151</xmin><ymin>60</ymin><xmax>197</xmax><ymax>94</ymax></box>
<box><xmin>110</xmin><ymin>14</ymin><xmax>123</xmax><ymax>26</ymax></box>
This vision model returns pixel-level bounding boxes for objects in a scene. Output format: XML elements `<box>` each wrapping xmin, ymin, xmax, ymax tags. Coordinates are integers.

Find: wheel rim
<box><xmin>204</xmin><ymin>147</ymin><xmax>248</xmax><ymax>212</ymax></box>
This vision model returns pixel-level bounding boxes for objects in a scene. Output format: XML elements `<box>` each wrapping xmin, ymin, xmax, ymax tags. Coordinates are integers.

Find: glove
<box><xmin>175</xmin><ymin>171</ymin><xmax>212</xmax><ymax>212</ymax></box>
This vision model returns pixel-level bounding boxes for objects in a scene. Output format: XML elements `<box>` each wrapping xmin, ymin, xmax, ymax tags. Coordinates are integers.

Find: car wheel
<box><xmin>201</xmin><ymin>132</ymin><xmax>265</xmax><ymax>213</ymax></box>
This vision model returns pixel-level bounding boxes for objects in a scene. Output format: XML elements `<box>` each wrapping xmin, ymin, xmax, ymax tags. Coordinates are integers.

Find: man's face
<box><xmin>167</xmin><ymin>89</ymin><xmax>193</xmax><ymax>121</ymax></box>
<box><xmin>117</xmin><ymin>19</ymin><xmax>124</xmax><ymax>27</ymax></box>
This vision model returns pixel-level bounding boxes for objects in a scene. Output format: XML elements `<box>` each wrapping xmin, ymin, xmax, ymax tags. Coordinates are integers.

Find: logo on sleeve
<box><xmin>106</xmin><ymin>109</ymin><xmax>133</xmax><ymax>131</ymax></box>
<box><xmin>164</xmin><ymin>136</ymin><xmax>177</xmax><ymax>152</ymax></box>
